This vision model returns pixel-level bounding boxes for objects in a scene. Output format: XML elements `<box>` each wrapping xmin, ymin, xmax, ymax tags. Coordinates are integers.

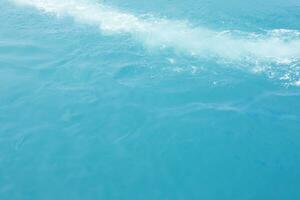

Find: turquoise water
<box><xmin>1</xmin><ymin>0</ymin><xmax>300</xmax><ymax>199</ymax></box>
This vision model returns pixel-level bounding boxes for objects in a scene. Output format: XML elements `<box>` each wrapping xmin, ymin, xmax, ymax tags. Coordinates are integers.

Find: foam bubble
<box><xmin>294</xmin><ymin>80</ymin><xmax>300</xmax><ymax>86</ymax></box>
<box><xmin>12</xmin><ymin>0</ymin><xmax>300</xmax><ymax>85</ymax></box>
<box><xmin>12</xmin><ymin>0</ymin><xmax>300</xmax><ymax>60</ymax></box>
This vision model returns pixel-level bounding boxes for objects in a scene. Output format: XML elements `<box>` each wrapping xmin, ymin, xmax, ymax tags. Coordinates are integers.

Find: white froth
<box><xmin>12</xmin><ymin>0</ymin><xmax>300</xmax><ymax>86</ymax></box>
<box><xmin>13</xmin><ymin>0</ymin><xmax>300</xmax><ymax>62</ymax></box>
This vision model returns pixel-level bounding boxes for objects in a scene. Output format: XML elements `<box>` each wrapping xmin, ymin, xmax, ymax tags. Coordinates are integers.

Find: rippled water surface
<box><xmin>1</xmin><ymin>0</ymin><xmax>300</xmax><ymax>199</ymax></box>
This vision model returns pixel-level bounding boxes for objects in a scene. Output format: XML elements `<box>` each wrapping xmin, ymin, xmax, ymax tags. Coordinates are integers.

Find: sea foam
<box><xmin>13</xmin><ymin>0</ymin><xmax>300</xmax><ymax>60</ymax></box>
<box><xmin>12</xmin><ymin>0</ymin><xmax>300</xmax><ymax>85</ymax></box>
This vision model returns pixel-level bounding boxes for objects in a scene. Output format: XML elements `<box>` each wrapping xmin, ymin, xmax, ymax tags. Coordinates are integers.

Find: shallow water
<box><xmin>1</xmin><ymin>0</ymin><xmax>300</xmax><ymax>199</ymax></box>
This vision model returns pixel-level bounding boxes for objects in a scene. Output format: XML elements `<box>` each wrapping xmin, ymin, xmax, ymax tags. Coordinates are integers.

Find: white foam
<box><xmin>12</xmin><ymin>0</ymin><xmax>300</xmax><ymax>62</ymax></box>
<box><xmin>293</xmin><ymin>80</ymin><xmax>300</xmax><ymax>86</ymax></box>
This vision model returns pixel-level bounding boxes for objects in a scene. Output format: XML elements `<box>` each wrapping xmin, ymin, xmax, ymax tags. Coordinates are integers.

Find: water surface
<box><xmin>1</xmin><ymin>0</ymin><xmax>300</xmax><ymax>199</ymax></box>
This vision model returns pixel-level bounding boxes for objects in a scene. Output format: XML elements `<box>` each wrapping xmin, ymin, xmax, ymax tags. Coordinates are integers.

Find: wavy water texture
<box><xmin>12</xmin><ymin>0</ymin><xmax>300</xmax><ymax>85</ymax></box>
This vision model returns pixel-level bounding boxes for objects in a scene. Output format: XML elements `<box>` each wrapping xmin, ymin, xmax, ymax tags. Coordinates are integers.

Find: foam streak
<box><xmin>13</xmin><ymin>0</ymin><xmax>300</xmax><ymax>62</ymax></box>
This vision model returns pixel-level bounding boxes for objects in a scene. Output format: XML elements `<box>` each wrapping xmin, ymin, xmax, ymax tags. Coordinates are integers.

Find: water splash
<box><xmin>12</xmin><ymin>0</ymin><xmax>300</xmax><ymax>85</ymax></box>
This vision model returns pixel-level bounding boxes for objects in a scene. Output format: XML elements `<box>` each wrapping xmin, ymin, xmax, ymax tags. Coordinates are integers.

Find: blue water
<box><xmin>1</xmin><ymin>0</ymin><xmax>300</xmax><ymax>199</ymax></box>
